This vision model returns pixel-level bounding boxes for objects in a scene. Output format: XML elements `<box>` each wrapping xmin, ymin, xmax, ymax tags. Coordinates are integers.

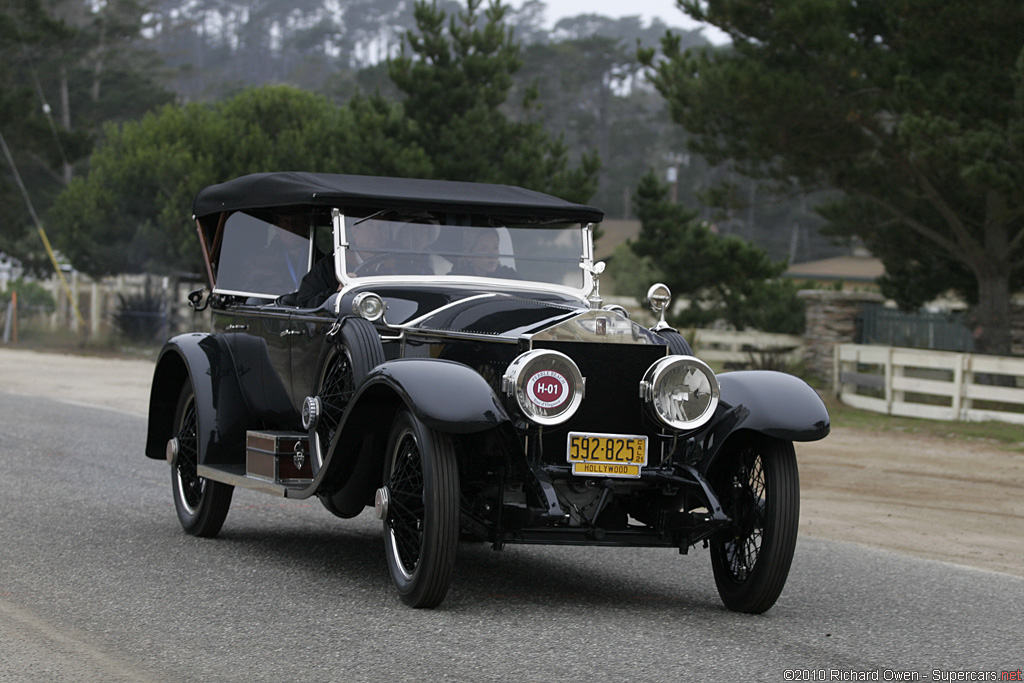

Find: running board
<box><xmin>195</xmin><ymin>431</ymin><xmax>319</xmax><ymax>498</ymax></box>
<box><xmin>198</xmin><ymin>464</ymin><xmax>312</xmax><ymax>497</ymax></box>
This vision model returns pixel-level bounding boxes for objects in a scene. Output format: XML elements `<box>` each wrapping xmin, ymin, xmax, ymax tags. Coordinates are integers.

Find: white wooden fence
<box><xmin>692</xmin><ymin>329</ymin><xmax>805</xmax><ymax>368</ymax></box>
<box><xmin>549</xmin><ymin>298</ymin><xmax>808</xmax><ymax>369</ymax></box>
<box><xmin>1</xmin><ymin>273</ymin><xmax>205</xmax><ymax>341</ymax></box>
<box><xmin>835</xmin><ymin>343</ymin><xmax>1024</xmax><ymax>424</ymax></box>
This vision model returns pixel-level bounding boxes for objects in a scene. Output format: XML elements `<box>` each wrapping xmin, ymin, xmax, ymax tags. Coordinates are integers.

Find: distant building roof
<box><xmin>593</xmin><ymin>221</ymin><xmax>886</xmax><ymax>285</ymax></box>
<box><xmin>785</xmin><ymin>254</ymin><xmax>885</xmax><ymax>282</ymax></box>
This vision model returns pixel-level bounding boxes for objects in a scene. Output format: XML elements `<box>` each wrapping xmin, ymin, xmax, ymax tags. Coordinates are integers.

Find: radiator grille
<box><xmin>533</xmin><ymin>341</ymin><xmax>666</xmax><ymax>462</ymax></box>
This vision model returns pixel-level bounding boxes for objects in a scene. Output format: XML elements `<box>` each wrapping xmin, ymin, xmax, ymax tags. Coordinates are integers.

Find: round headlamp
<box><xmin>352</xmin><ymin>292</ymin><xmax>385</xmax><ymax>322</ymax></box>
<box><xmin>501</xmin><ymin>350</ymin><xmax>584</xmax><ymax>426</ymax></box>
<box><xmin>640</xmin><ymin>355</ymin><xmax>719</xmax><ymax>431</ymax></box>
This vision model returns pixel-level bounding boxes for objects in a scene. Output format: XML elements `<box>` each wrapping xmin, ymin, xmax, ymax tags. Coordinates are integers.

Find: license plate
<box><xmin>566</xmin><ymin>432</ymin><xmax>648</xmax><ymax>479</ymax></box>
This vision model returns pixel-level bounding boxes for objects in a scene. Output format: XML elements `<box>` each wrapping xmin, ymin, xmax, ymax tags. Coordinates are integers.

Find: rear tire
<box><xmin>171</xmin><ymin>383</ymin><xmax>233</xmax><ymax>537</ymax></box>
<box><xmin>381</xmin><ymin>409</ymin><xmax>459</xmax><ymax>608</ymax></box>
<box><xmin>709</xmin><ymin>434</ymin><xmax>799</xmax><ymax>614</ymax></box>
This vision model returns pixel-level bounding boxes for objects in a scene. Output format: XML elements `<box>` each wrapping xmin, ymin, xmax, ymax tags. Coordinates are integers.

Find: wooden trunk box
<box><xmin>245</xmin><ymin>430</ymin><xmax>312</xmax><ymax>483</ymax></box>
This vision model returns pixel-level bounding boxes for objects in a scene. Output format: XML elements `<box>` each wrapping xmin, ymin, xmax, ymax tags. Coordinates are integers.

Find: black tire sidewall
<box><xmin>710</xmin><ymin>435</ymin><xmax>799</xmax><ymax>613</ymax></box>
<box><xmin>171</xmin><ymin>383</ymin><xmax>233</xmax><ymax>537</ymax></box>
<box><xmin>382</xmin><ymin>409</ymin><xmax>459</xmax><ymax>607</ymax></box>
<box><xmin>658</xmin><ymin>329</ymin><xmax>693</xmax><ymax>356</ymax></box>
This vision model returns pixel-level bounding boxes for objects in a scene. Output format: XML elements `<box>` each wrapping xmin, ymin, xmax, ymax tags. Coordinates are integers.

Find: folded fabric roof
<box><xmin>192</xmin><ymin>172</ymin><xmax>604</xmax><ymax>224</ymax></box>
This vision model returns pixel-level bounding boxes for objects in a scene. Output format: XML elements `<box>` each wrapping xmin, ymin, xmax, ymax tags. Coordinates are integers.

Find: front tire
<box><xmin>380</xmin><ymin>409</ymin><xmax>459</xmax><ymax>608</ymax></box>
<box><xmin>709</xmin><ymin>434</ymin><xmax>799</xmax><ymax>614</ymax></box>
<box><xmin>171</xmin><ymin>383</ymin><xmax>233</xmax><ymax>537</ymax></box>
<box><xmin>657</xmin><ymin>328</ymin><xmax>693</xmax><ymax>356</ymax></box>
<box><xmin>308</xmin><ymin>318</ymin><xmax>384</xmax><ymax>476</ymax></box>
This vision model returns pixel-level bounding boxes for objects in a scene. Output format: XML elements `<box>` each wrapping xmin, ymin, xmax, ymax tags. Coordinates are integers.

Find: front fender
<box><xmin>359</xmin><ymin>358</ymin><xmax>511</xmax><ymax>434</ymax></box>
<box><xmin>145</xmin><ymin>333</ymin><xmax>253</xmax><ymax>465</ymax></box>
<box><xmin>715</xmin><ymin>370</ymin><xmax>830</xmax><ymax>442</ymax></box>
<box><xmin>314</xmin><ymin>358</ymin><xmax>512</xmax><ymax>517</ymax></box>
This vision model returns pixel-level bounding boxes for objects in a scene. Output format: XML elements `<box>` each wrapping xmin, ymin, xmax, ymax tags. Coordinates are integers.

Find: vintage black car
<box><xmin>145</xmin><ymin>172</ymin><xmax>829</xmax><ymax>612</ymax></box>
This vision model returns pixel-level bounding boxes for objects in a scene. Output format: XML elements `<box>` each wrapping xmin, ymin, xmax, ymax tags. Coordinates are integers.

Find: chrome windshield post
<box><xmin>332</xmin><ymin>208</ymin><xmax>349</xmax><ymax>288</ymax></box>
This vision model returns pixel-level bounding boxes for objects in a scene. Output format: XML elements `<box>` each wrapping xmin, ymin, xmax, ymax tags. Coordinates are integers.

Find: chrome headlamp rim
<box><xmin>352</xmin><ymin>291</ymin><xmax>385</xmax><ymax>322</ymax></box>
<box><xmin>501</xmin><ymin>349</ymin><xmax>584</xmax><ymax>427</ymax></box>
<box><xmin>641</xmin><ymin>355</ymin><xmax>719</xmax><ymax>431</ymax></box>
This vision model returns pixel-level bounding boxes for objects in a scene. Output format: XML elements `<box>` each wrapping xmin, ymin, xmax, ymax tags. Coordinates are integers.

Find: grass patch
<box><xmin>823</xmin><ymin>394</ymin><xmax>1024</xmax><ymax>452</ymax></box>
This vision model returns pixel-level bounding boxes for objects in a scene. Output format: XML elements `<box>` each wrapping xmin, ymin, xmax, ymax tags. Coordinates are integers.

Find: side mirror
<box><xmin>646</xmin><ymin>283</ymin><xmax>671</xmax><ymax>330</ymax></box>
<box><xmin>187</xmin><ymin>287</ymin><xmax>209</xmax><ymax>312</ymax></box>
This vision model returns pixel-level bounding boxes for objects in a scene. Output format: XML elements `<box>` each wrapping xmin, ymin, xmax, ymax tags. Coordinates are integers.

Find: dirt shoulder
<box><xmin>0</xmin><ymin>348</ymin><xmax>156</xmax><ymax>416</ymax></box>
<box><xmin>798</xmin><ymin>428</ymin><xmax>1023</xmax><ymax>577</ymax></box>
<box><xmin>1</xmin><ymin>347</ymin><xmax>1021</xmax><ymax>578</ymax></box>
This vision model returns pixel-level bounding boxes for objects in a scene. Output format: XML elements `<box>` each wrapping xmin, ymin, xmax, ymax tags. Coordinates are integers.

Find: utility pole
<box><xmin>663</xmin><ymin>152</ymin><xmax>689</xmax><ymax>204</ymax></box>
<box><xmin>0</xmin><ymin>127</ymin><xmax>84</xmax><ymax>328</ymax></box>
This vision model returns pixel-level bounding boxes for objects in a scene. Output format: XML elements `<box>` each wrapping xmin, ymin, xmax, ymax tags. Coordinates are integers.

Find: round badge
<box><xmin>526</xmin><ymin>370</ymin><xmax>570</xmax><ymax>409</ymax></box>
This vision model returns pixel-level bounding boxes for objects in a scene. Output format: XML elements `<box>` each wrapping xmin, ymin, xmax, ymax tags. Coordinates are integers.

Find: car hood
<box><xmin>395</xmin><ymin>291</ymin><xmax>666</xmax><ymax>346</ymax></box>
<box><xmin>403</xmin><ymin>292</ymin><xmax>582</xmax><ymax>338</ymax></box>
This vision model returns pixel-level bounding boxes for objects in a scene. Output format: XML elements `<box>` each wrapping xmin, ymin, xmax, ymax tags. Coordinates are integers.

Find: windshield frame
<box><xmin>330</xmin><ymin>208</ymin><xmax>598</xmax><ymax>303</ymax></box>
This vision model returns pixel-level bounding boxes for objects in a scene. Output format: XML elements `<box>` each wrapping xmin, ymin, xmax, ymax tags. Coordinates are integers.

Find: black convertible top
<box><xmin>192</xmin><ymin>172</ymin><xmax>604</xmax><ymax>223</ymax></box>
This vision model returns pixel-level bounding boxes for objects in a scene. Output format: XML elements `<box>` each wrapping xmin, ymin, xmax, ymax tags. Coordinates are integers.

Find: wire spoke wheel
<box><xmin>174</xmin><ymin>392</ymin><xmax>203</xmax><ymax>513</ymax></box>
<box><xmin>312</xmin><ymin>347</ymin><xmax>355</xmax><ymax>471</ymax></box>
<box><xmin>387</xmin><ymin>432</ymin><xmax>426</xmax><ymax>575</ymax></box>
<box><xmin>381</xmin><ymin>409</ymin><xmax>458</xmax><ymax>608</ymax></box>
<box><xmin>710</xmin><ymin>434</ymin><xmax>798</xmax><ymax>614</ymax></box>
<box><xmin>170</xmin><ymin>383</ymin><xmax>233</xmax><ymax>537</ymax></box>
<box><xmin>308</xmin><ymin>318</ymin><xmax>384</xmax><ymax>476</ymax></box>
<box><xmin>722</xmin><ymin>454</ymin><xmax>766</xmax><ymax>582</ymax></box>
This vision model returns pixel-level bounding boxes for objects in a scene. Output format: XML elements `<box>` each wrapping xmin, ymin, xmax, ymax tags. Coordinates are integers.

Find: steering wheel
<box><xmin>353</xmin><ymin>253</ymin><xmax>395</xmax><ymax>276</ymax></box>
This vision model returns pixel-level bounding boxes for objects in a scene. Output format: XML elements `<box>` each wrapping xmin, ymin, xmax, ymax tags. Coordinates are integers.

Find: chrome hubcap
<box><xmin>302</xmin><ymin>396</ymin><xmax>321</xmax><ymax>431</ymax></box>
<box><xmin>374</xmin><ymin>486</ymin><xmax>390</xmax><ymax>521</ymax></box>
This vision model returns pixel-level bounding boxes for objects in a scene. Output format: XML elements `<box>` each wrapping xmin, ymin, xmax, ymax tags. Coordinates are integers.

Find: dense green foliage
<box><xmin>642</xmin><ymin>0</ymin><xmax>1024</xmax><ymax>354</ymax></box>
<box><xmin>142</xmin><ymin>0</ymin><xmax>736</xmax><ymax>231</ymax></box>
<box><xmin>45</xmin><ymin>1</ymin><xmax>605</xmax><ymax>277</ymax></box>
<box><xmin>386</xmin><ymin>0</ymin><xmax>599</xmax><ymax>204</ymax></box>
<box><xmin>48</xmin><ymin>87</ymin><xmax>430</xmax><ymax>276</ymax></box>
<box><xmin>621</xmin><ymin>171</ymin><xmax>804</xmax><ymax>334</ymax></box>
<box><xmin>11</xmin><ymin>0</ymin><xmax>847</xmax><ymax>298</ymax></box>
<box><xmin>0</xmin><ymin>0</ymin><xmax>172</xmax><ymax>268</ymax></box>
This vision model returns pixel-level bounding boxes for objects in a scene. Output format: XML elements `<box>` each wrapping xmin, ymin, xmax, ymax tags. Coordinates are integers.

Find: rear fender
<box><xmin>145</xmin><ymin>333</ymin><xmax>253</xmax><ymax>466</ymax></box>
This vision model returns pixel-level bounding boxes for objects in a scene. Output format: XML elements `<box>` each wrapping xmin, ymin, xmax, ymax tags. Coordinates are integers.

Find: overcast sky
<box><xmin>511</xmin><ymin>0</ymin><xmax>731</xmax><ymax>44</ymax></box>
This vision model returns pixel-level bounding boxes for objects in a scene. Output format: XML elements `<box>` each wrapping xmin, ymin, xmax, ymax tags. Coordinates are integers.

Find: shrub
<box><xmin>113</xmin><ymin>281</ymin><xmax>166</xmax><ymax>343</ymax></box>
<box><xmin>2</xmin><ymin>279</ymin><xmax>56</xmax><ymax>317</ymax></box>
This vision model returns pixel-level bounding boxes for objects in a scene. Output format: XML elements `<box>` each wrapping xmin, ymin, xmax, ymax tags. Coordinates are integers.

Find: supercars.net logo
<box><xmin>783</xmin><ymin>670</ymin><xmax>1022</xmax><ymax>681</ymax></box>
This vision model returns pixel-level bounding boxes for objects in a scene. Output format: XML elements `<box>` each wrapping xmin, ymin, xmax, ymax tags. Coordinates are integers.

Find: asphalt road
<box><xmin>0</xmin><ymin>392</ymin><xmax>1021</xmax><ymax>682</ymax></box>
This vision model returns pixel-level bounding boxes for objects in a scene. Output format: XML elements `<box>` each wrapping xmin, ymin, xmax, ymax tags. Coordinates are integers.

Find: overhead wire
<box><xmin>12</xmin><ymin>7</ymin><xmax>72</xmax><ymax>175</ymax></box>
<box><xmin>2</xmin><ymin>10</ymin><xmax>85</xmax><ymax>327</ymax></box>
<box><xmin>0</xmin><ymin>127</ymin><xmax>85</xmax><ymax>327</ymax></box>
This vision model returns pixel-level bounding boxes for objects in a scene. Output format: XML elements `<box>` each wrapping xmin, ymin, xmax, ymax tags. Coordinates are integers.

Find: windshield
<box><xmin>216</xmin><ymin>211</ymin><xmax>310</xmax><ymax>297</ymax></box>
<box><xmin>344</xmin><ymin>217</ymin><xmax>586</xmax><ymax>289</ymax></box>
